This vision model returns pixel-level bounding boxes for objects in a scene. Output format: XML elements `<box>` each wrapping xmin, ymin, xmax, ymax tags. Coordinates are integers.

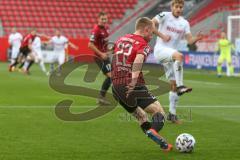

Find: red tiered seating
<box><xmin>190</xmin><ymin>0</ymin><xmax>240</xmax><ymax>26</ymax></box>
<box><xmin>0</xmin><ymin>0</ymin><xmax>138</xmax><ymax>38</ymax></box>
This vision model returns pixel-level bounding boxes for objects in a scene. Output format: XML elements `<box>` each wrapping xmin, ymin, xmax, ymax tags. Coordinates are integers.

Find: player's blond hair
<box><xmin>98</xmin><ymin>11</ymin><xmax>107</xmax><ymax>18</ymax></box>
<box><xmin>172</xmin><ymin>0</ymin><xmax>185</xmax><ymax>6</ymax></box>
<box><xmin>135</xmin><ymin>17</ymin><xmax>153</xmax><ymax>31</ymax></box>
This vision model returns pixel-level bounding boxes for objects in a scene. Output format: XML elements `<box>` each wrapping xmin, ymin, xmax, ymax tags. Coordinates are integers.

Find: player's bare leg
<box><xmin>23</xmin><ymin>53</ymin><xmax>35</xmax><ymax>75</ymax></box>
<box><xmin>172</xmin><ymin>52</ymin><xmax>192</xmax><ymax>96</ymax></box>
<box><xmin>9</xmin><ymin>58</ymin><xmax>18</xmax><ymax>72</ymax></box>
<box><xmin>132</xmin><ymin>102</ymin><xmax>172</xmax><ymax>151</ymax></box>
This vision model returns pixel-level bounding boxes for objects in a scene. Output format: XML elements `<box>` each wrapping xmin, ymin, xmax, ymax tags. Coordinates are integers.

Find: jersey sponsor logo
<box><xmin>166</xmin><ymin>26</ymin><xmax>184</xmax><ymax>34</ymax></box>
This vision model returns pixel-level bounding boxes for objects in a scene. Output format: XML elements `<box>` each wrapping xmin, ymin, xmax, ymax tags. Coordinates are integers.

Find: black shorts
<box><xmin>94</xmin><ymin>57</ymin><xmax>111</xmax><ymax>74</ymax></box>
<box><xmin>20</xmin><ymin>46</ymin><xmax>31</xmax><ymax>56</ymax></box>
<box><xmin>112</xmin><ymin>84</ymin><xmax>157</xmax><ymax>113</ymax></box>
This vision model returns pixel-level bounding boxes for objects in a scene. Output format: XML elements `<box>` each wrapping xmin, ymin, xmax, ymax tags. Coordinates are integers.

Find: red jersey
<box><xmin>89</xmin><ymin>25</ymin><xmax>109</xmax><ymax>56</ymax></box>
<box><xmin>21</xmin><ymin>34</ymin><xmax>36</xmax><ymax>48</ymax></box>
<box><xmin>112</xmin><ymin>34</ymin><xmax>152</xmax><ymax>85</ymax></box>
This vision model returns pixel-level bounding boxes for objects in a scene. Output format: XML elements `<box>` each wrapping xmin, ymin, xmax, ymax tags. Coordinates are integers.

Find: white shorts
<box><xmin>154</xmin><ymin>46</ymin><xmax>177</xmax><ymax>81</ymax></box>
<box><xmin>33</xmin><ymin>49</ymin><xmax>43</xmax><ymax>61</ymax></box>
<box><xmin>57</xmin><ymin>51</ymin><xmax>65</xmax><ymax>65</ymax></box>
<box><xmin>11</xmin><ymin>48</ymin><xmax>20</xmax><ymax>59</ymax></box>
<box><xmin>162</xmin><ymin>62</ymin><xmax>175</xmax><ymax>81</ymax></box>
<box><xmin>154</xmin><ymin>46</ymin><xmax>177</xmax><ymax>63</ymax></box>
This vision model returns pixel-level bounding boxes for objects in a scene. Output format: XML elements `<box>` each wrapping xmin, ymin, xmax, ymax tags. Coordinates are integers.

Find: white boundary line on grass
<box><xmin>185</xmin><ymin>80</ymin><xmax>222</xmax><ymax>86</ymax></box>
<box><xmin>0</xmin><ymin>105</ymin><xmax>240</xmax><ymax>109</ymax></box>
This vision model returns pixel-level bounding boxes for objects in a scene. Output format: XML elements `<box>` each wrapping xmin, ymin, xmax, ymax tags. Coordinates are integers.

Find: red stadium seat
<box><xmin>0</xmin><ymin>0</ymin><xmax>138</xmax><ymax>37</ymax></box>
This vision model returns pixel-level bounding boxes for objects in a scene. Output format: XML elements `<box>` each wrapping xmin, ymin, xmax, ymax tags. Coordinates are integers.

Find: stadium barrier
<box><xmin>0</xmin><ymin>37</ymin><xmax>8</xmax><ymax>61</ymax></box>
<box><xmin>1</xmin><ymin>36</ymin><xmax>239</xmax><ymax>72</ymax></box>
<box><xmin>0</xmin><ymin>37</ymin><xmax>94</xmax><ymax>62</ymax></box>
<box><xmin>146</xmin><ymin>51</ymin><xmax>240</xmax><ymax>72</ymax></box>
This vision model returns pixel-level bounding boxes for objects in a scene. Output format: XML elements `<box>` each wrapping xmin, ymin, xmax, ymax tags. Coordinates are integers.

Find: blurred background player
<box><xmin>216</xmin><ymin>31</ymin><xmax>235</xmax><ymax>77</ymax></box>
<box><xmin>45</xmin><ymin>29</ymin><xmax>78</xmax><ymax>73</ymax></box>
<box><xmin>88</xmin><ymin>11</ymin><xmax>112</xmax><ymax>105</ymax></box>
<box><xmin>8</xmin><ymin>27</ymin><xmax>23</xmax><ymax>72</ymax></box>
<box><xmin>32</xmin><ymin>35</ymin><xmax>48</xmax><ymax>75</ymax></box>
<box><xmin>112</xmin><ymin>17</ymin><xmax>172</xmax><ymax>151</ymax></box>
<box><xmin>18</xmin><ymin>28</ymin><xmax>37</xmax><ymax>74</ymax></box>
<box><xmin>152</xmin><ymin>0</ymin><xmax>203</xmax><ymax>123</ymax></box>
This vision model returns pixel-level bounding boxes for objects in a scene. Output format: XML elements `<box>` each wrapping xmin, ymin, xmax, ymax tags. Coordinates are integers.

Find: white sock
<box><xmin>10</xmin><ymin>59</ymin><xmax>15</xmax><ymax>65</ymax></box>
<box><xmin>174</xmin><ymin>61</ymin><xmax>183</xmax><ymax>87</ymax></box>
<box><xmin>169</xmin><ymin>91</ymin><xmax>179</xmax><ymax>115</ymax></box>
<box><xmin>23</xmin><ymin>61</ymin><xmax>29</xmax><ymax>70</ymax></box>
<box><xmin>39</xmin><ymin>61</ymin><xmax>47</xmax><ymax>73</ymax></box>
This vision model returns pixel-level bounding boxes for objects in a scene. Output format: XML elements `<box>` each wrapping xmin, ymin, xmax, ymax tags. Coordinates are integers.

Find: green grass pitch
<box><xmin>0</xmin><ymin>62</ymin><xmax>240</xmax><ymax>160</ymax></box>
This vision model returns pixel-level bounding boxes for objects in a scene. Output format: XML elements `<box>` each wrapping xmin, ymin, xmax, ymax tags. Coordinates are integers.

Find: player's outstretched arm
<box><xmin>68</xmin><ymin>42</ymin><xmax>79</xmax><ymax>50</ymax></box>
<box><xmin>152</xmin><ymin>18</ymin><xmax>171</xmax><ymax>42</ymax></box>
<box><xmin>37</xmin><ymin>33</ymin><xmax>51</xmax><ymax>40</ymax></box>
<box><xmin>186</xmin><ymin>31</ymin><xmax>203</xmax><ymax>45</ymax></box>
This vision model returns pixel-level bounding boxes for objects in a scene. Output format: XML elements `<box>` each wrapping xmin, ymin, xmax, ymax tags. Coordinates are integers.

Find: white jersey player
<box><xmin>32</xmin><ymin>36</ymin><xmax>47</xmax><ymax>75</ymax></box>
<box><xmin>48</xmin><ymin>29</ymin><xmax>78</xmax><ymax>66</ymax></box>
<box><xmin>44</xmin><ymin>29</ymin><xmax>78</xmax><ymax>74</ymax></box>
<box><xmin>152</xmin><ymin>0</ymin><xmax>203</xmax><ymax>123</ymax></box>
<box><xmin>8</xmin><ymin>28</ymin><xmax>23</xmax><ymax>70</ymax></box>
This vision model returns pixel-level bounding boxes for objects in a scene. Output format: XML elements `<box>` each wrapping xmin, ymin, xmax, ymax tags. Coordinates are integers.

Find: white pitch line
<box><xmin>177</xmin><ymin>105</ymin><xmax>240</xmax><ymax>108</ymax></box>
<box><xmin>0</xmin><ymin>105</ymin><xmax>239</xmax><ymax>109</ymax></box>
<box><xmin>185</xmin><ymin>80</ymin><xmax>221</xmax><ymax>86</ymax></box>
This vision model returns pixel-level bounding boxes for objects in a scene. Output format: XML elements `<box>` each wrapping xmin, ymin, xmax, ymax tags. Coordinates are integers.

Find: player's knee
<box><xmin>173</xmin><ymin>52</ymin><xmax>183</xmax><ymax>61</ymax></box>
<box><xmin>178</xmin><ymin>53</ymin><xmax>184</xmax><ymax>61</ymax></box>
<box><xmin>151</xmin><ymin>101</ymin><xmax>165</xmax><ymax>115</ymax></box>
<box><xmin>133</xmin><ymin>108</ymin><xmax>148</xmax><ymax>123</ymax></box>
<box><xmin>106</xmin><ymin>72</ymin><xmax>111</xmax><ymax>78</ymax></box>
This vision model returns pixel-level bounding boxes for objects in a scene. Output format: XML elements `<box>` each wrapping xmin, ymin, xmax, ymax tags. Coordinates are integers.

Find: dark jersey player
<box><xmin>9</xmin><ymin>29</ymin><xmax>36</xmax><ymax>73</ymax></box>
<box><xmin>111</xmin><ymin>17</ymin><xmax>172</xmax><ymax>151</ymax></box>
<box><xmin>88</xmin><ymin>12</ymin><xmax>112</xmax><ymax>105</ymax></box>
<box><xmin>18</xmin><ymin>29</ymin><xmax>37</xmax><ymax>74</ymax></box>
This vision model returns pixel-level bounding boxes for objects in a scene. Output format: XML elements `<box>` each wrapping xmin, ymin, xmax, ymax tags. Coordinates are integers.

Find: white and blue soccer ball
<box><xmin>176</xmin><ymin>133</ymin><xmax>196</xmax><ymax>153</ymax></box>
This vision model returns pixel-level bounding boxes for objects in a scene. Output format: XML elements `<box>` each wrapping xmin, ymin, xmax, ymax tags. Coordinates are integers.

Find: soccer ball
<box><xmin>175</xmin><ymin>133</ymin><xmax>196</xmax><ymax>153</ymax></box>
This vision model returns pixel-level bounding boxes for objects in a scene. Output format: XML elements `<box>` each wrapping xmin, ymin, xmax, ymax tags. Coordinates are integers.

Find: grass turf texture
<box><xmin>0</xmin><ymin>62</ymin><xmax>240</xmax><ymax>160</ymax></box>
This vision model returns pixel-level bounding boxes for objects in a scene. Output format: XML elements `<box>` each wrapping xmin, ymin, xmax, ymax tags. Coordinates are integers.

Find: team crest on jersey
<box><xmin>158</xmin><ymin>12</ymin><xmax>165</xmax><ymax>18</ymax></box>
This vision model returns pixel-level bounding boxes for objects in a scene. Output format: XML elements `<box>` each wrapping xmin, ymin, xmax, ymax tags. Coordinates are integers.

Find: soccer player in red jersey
<box><xmin>112</xmin><ymin>17</ymin><xmax>172</xmax><ymax>151</ymax></box>
<box><xmin>88</xmin><ymin>12</ymin><xmax>112</xmax><ymax>105</ymax></box>
<box><xmin>17</xmin><ymin>28</ymin><xmax>37</xmax><ymax>74</ymax></box>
